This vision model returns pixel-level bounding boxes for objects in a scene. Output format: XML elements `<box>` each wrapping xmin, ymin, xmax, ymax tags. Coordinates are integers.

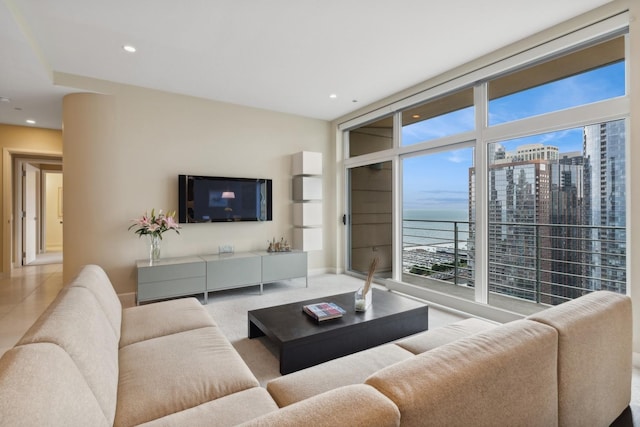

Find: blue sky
<box><xmin>402</xmin><ymin>61</ymin><xmax>625</xmax><ymax>212</ymax></box>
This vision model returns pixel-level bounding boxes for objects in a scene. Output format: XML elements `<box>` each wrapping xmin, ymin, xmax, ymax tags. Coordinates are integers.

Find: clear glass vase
<box><xmin>355</xmin><ymin>287</ymin><xmax>372</xmax><ymax>312</ymax></box>
<box><xmin>149</xmin><ymin>234</ymin><xmax>161</xmax><ymax>263</ymax></box>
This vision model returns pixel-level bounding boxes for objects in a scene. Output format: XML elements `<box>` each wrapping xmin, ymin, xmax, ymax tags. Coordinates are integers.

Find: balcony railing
<box><xmin>403</xmin><ymin>218</ymin><xmax>626</xmax><ymax>306</ymax></box>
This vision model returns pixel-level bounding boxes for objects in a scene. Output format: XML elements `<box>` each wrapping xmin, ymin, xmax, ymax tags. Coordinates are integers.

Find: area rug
<box><xmin>203</xmin><ymin>273</ymin><xmax>467</xmax><ymax>386</ymax></box>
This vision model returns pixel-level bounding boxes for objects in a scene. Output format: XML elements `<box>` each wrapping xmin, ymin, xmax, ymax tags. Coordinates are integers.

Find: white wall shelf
<box><xmin>292</xmin><ymin>151</ymin><xmax>323</xmax><ymax>251</ymax></box>
<box><xmin>293</xmin><ymin>202</ymin><xmax>323</xmax><ymax>227</ymax></box>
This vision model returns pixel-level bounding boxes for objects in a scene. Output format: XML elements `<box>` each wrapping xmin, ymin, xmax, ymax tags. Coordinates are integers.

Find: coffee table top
<box><xmin>248</xmin><ymin>288</ymin><xmax>427</xmax><ymax>344</ymax></box>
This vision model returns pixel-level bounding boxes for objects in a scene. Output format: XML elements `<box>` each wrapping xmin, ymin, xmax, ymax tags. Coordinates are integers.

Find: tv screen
<box><xmin>178</xmin><ymin>175</ymin><xmax>272</xmax><ymax>223</ymax></box>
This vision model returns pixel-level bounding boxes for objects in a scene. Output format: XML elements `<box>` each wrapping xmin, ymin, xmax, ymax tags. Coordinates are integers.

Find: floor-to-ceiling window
<box><xmin>482</xmin><ymin>120</ymin><xmax>625</xmax><ymax>312</ymax></box>
<box><xmin>399</xmin><ymin>88</ymin><xmax>476</xmax><ymax>300</ymax></box>
<box><xmin>341</xmin><ymin>15</ymin><xmax>629</xmax><ymax>317</ymax></box>
<box><xmin>402</xmin><ymin>147</ymin><xmax>475</xmax><ymax>300</ymax></box>
<box><xmin>481</xmin><ymin>34</ymin><xmax>626</xmax><ymax>312</ymax></box>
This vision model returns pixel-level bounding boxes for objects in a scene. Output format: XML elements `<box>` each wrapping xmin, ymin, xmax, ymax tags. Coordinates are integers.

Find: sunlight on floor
<box><xmin>0</xmin><ymin>263</ymin><xmax>64</xmax><ymax>355</ymax></box>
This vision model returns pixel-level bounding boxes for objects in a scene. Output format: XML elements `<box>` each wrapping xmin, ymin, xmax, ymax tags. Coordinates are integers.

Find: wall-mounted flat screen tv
<box><xmin>178</xmin><ymin>175</ymin><xmax>272</xmax><ymax>223</ymax></box>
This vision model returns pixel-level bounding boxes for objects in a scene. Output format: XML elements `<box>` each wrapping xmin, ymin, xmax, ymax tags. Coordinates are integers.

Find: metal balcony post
<box><xmin>535</xmin><ymin>224</ymin><xmax>541</xmax><ymax>304</ymax></box>
<box><xmin>454</xmin><ymin>222</ymin><xmax>459</xmax><ymax>286</ymax></box>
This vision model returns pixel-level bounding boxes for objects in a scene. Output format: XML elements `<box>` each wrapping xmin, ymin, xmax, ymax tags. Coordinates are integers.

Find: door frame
<box><xmin>41</xmin><ymin>168</ymin><xmax>63</xmax><ymax>252</ymax></box>
<box><xmin>21</xmin><ymin>162</ymin><xmax>38</xmax><ymax>265</ymax></box>
<box><xmin>2</xmin><ymin>148</ymin><xmax>62</xmax><ymax>272</ymax></box>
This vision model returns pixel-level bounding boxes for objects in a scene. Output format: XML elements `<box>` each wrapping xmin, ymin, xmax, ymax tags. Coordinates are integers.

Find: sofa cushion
<box><xmin>528</xmin><ymin>290</ymin><xmax>632</xmax><ymax>427</ymax></box>
<box><xmin>138</xmin><ymin>387</ymin><xmax>279</xmax><ymax>427</ymax></box>
<box><xmin>0</xmin><ymin>343</ymin><xmax>109</xmax><ymax>427</ymax></box>
<box><xmin>365</xmin><ymin>320</ymin><xmax>559</xmax><ymax>427</ymax></box>
<box><xmin>395</xmin><ymin>317</ymin><xmax>497</xmax><ymax>354</ymax></box>
<box><xmin>116</xmin><ymin>326</ymin><xmax>259</xmax><ymax>426</ymax></box>
<box><xmin>267</xmin><ymin>343</ymin><xmax>414</xmax><ymax>407</ymax></box>
<box><xmin>68</xmin><ymin>264</ymin><xmax>123</xmax><ymax>341</ymax></box>
<box><xmin>239</xmin><ymin>384</ymin><xmax>401</xmax><ymax>427</ymax></box>
<box><xmin>120</xmin><ymin>297</ymin><xmax>216</xmax><ymax>348</ymax></box>
<box><xmin>17</xmin><ymin>286</ymin><xmax>119</xmax><ymax>425</ymax></box>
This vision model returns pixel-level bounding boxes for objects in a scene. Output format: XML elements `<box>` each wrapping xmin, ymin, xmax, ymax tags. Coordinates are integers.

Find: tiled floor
<box><xmin>0</xmin><ymin>262</ymin><xmax>64</xmax><ymax>354</ymax></box>
<box><xmin>1</xmin><ymin>261</ymin><xmax>639</xmax><ymax>423</ymax></box>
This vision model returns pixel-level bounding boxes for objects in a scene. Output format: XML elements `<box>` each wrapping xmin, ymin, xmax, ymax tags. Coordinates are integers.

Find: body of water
<box><xmin>403</xmin><ymin>209</ymin><xmax>471</xmax><ymax>248</ymax></box>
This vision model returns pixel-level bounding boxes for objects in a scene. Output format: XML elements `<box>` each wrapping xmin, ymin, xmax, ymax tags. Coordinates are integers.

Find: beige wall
<box><xmin>0</xmin><ymin>124</ymin><xmax>62</xmax><ymax>273</ymax></box>
<box><xmin>62</xmin><ymin>83</ymin><xmax>332</xmax><ymax>294</ymax></box>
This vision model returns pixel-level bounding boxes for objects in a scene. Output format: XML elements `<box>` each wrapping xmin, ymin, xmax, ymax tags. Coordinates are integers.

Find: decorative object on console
<box><xmin>218</xmin><ymin>245</ymin><xmax>235</xmax><ymax>254</ymax></box>
<box><xmin>128</xmin><ymin>209</ymin><xmax>181</xmax><ymax>262</ymax></box>
<box><xmin>267</xmin><ymin>237</ymin><xmax>291</xmax><ymax>252</ymax></box>
<box><xmin>356</xmin><ymin>257</ymin><xmax>378</xmax><ymax>312</ymax></box>
<box><xmin>149</xmin><ymin>235</ymin><xmax>161</xmax><ymax>263</ymax></box>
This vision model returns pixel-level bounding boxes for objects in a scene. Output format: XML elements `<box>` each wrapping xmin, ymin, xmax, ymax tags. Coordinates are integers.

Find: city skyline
<box><xmin>402</xmin><ymin>60</ymin><xmax>625</xmax><ymax>211</ymax></box>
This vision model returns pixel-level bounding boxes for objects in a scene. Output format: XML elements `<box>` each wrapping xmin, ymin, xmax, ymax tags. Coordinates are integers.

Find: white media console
<box><xmin>136</xmin><ymin>250</ymin><xmax>308</xmax><ymax>304</ymax></box>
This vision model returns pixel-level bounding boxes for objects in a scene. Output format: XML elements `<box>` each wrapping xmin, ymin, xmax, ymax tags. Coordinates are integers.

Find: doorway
<box><xmin>13</xmin><ymin>156</ymin><xmax>63</xmax><ymax>267</ymax></box>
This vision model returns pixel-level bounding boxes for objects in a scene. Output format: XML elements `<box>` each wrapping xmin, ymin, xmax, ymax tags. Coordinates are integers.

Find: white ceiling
<box><xmin>0</xmin><ymin>0</ymin><xmax>613</xmax><ymax>130</ymax></box>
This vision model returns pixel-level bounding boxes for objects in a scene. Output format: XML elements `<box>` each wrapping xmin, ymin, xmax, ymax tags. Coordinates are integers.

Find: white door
<box><xmin>23</xmin><ymin>163</ymin><xmax>38</xmax><ymax>265</ymax></box>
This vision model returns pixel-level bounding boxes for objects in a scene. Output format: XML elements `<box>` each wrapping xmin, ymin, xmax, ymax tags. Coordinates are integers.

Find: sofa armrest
<box><xmin>0</xmin><ymin>343</ymin><xmax>110</xmax><ymax>426</ymax></box>
<box><xmin>238</xmin><ymin>384</ymin><xmax>400</xmax><ymax>427</ymax></box>
<box><xmin>528</xmin><ymin>290</ymin><xmax>632</xmax><ymax>427</ymax></box>
<box><xmin>366</xmin><ymin>320</ymin><xmax>558</xmax><ymax>427</ymax></box>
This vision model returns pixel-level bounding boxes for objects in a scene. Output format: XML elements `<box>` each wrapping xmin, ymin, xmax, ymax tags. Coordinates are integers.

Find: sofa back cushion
<box><xmin>239</xmin><ymin>384</ymin><xmax>401</xmax><ymax>427</ymax></box>
<box><xmin>116</xmin><ymin>326</ymin><xmax>260</xmax><ymax>426</ymax></box>
<box><xmin>0</xmin><ymin>343</ymin><xmax>109</xmax><ymax>426</ymax></box>
<box><xmin>365</xmin><ymin>319</ymin><xmax>559</xmax><ymax>427</ymax></box>
<box><xmin>17</xmin><ymin>286</ymin><xmax>119</xmax><ymax>425</ymax></box>
<box><xmin>528</xmin><ymin>290</ymin><xmax>632</xmax><ymax>427</ymax></box>
<box><xmin>68</xmin><ymin>264</ymin><xmax>122</xmax><ymax>340</ymax></box>
<box><xmin>120</xmin><ymin>297</ymin><xmax>216</xmax><ymax>348</ymax></box>
<box><xmin>395</xmin><ymin>317</ymin><xmax>497</xmax><ymax>354</ymax></box>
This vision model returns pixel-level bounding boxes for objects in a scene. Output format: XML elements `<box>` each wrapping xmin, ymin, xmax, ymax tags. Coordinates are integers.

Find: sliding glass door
<box><xmin>348</xmin><ymin>161</ymin><xmax>393</xmax><ymax>278</ymax></box>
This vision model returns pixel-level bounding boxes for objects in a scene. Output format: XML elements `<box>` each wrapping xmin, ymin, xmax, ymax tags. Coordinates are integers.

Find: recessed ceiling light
<box><xmin>0</xmin><ymin>97</ymin><xmax>10</xmax><ymax>103</ymax></box>
<box><xmin>329</xmin><ymin>94</ymin><xmax>337</xmax><ymax>99</ymax></box>
<box><xmin>412</xmin><ymin>114</ymin><xmax>421</xmax><ymax>119</ymax></box>
<box><xmin>25</xmin><ymin>119</ymin><xmax>36</xmax><ymax>125</ymax></box>
<box><xmin>123</xmin><ymin>45</ymin><xmax>137</xmax><ymax>53</ymax></box>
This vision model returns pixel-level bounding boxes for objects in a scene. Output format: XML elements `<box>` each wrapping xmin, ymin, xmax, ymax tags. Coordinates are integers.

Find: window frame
<box><xmin>339</xmin><ymin>12</ymin><xmax>630</xmax><ymax>316</ymax></box>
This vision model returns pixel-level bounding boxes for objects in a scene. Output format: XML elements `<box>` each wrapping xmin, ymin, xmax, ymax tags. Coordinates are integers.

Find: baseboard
<box><xmin>308</xmin><ymin>267</ymin><xmax>339</xmax><ymax>276</ymax></box>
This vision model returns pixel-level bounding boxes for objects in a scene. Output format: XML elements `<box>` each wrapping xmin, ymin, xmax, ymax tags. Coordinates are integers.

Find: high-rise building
<box><xmin>484</xmin><ymin>157</ymin><xmax>553</xmax><ymax>303</ymax></box>
<box><xmin>469</xmin><ymin>120</ymin><xmax>626</xmax><ymax>305</ymax></box>
<box><xmin>548</xmin><ymin>152</ymin><xmax>586</xmax><ymax>303</ymax></box>
<box><xmin>583</xmin><ymin>120</ymin><xmax>626</xmax><ymax>294</ymax></box>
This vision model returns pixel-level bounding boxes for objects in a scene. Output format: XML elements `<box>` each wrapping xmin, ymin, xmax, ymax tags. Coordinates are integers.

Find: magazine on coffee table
<box><xmin>303</xmin><ymin>302</ymin><xmax>346</xmax><ymax>322</ymax></box>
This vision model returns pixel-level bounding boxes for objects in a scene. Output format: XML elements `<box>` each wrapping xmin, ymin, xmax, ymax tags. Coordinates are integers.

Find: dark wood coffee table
<box><xmin>248</xmin><ymin>288</ymin><xmax>428</xmax><ymax>374</ymax></box>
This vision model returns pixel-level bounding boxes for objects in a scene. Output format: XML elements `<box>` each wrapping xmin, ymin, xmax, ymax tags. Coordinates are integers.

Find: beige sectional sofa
<box><xmin>0</xmin><ymin>264</ymin><xmax>633</xmax><ymax>426</ymax></box>
<box><xmin>265</xmin><ymin>290</ymin><xmax>632</xmax><ymax>427</ymax></box>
